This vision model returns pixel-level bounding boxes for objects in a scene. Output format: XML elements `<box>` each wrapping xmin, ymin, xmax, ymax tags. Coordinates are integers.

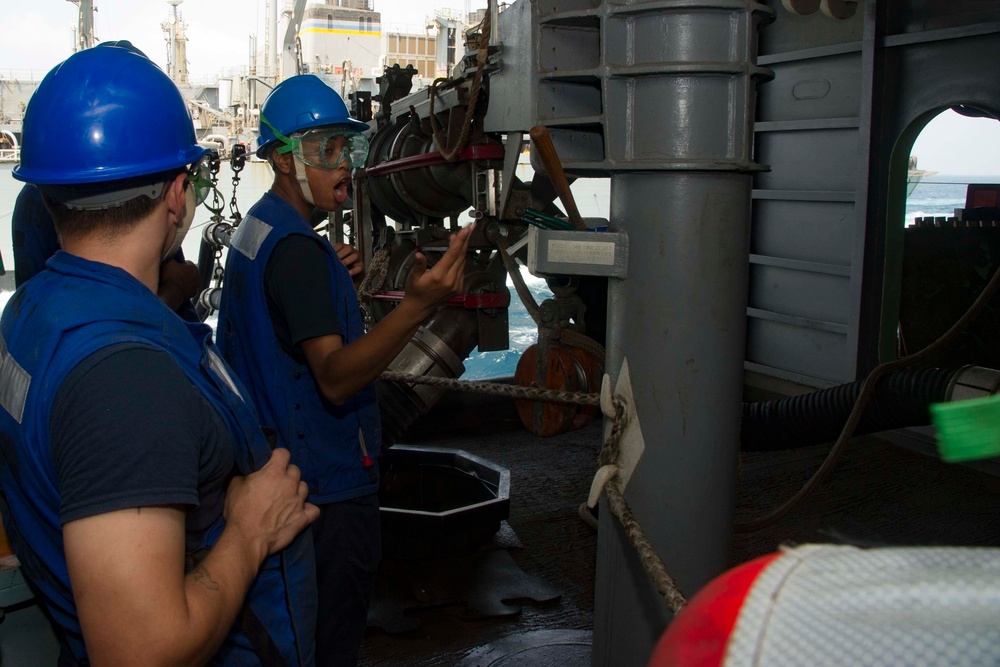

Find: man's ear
<box><xmin>164</xmin><ymin>171</ymin><xmax>188</xmax><ymax>219</ymax></box>
<box><xmin>271</xmin><ymin>150</ymin><xmax>295</xmax><ymax>176</ymax></box>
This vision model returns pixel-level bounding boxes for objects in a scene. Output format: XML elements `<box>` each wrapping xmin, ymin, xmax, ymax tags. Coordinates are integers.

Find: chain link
<box><xmin>203</xmin><ymin>145</ymin><xmax>249</xmax><ymax>291</ymax></box>
<box><xmin>206</xmin><ymin>153</ymin><xmax>226</xmax><ymax>216</ymax></box>
<box><xmin>229</xmin><ymin>144</ymin><xmax>247</xmax><ymax>227</ymax></box>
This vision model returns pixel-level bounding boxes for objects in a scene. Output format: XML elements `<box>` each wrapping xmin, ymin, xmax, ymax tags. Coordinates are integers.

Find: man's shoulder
<box><xmin>273</xmin><ymin>232</ymin><xmax>331</xmax><ymax>257</ymax></box>
<box><xmin>59</xmin><ymin>344</ymin><xmax>184</xmax><ymax>401</ymax></box>
<box><xmin>265</xmin><ymin>235</ymin><xmax>337</xmax><ymax>297</ymax></box>
<box><xmin>246</xmin><ymin>190</ymin><xmax>304</xmax><ymax>224</ymax></box>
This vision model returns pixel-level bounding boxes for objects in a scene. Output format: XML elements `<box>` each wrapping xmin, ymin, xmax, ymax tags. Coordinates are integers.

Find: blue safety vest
<box><xmin>0</xmin><ymin>252</ymin><xmax>316</xmax><ymax>667</ymax></box>
<box><xmin>218</xmin><ymin>192</ymin><xmax>380</xmax><ymax>504</ymax></box>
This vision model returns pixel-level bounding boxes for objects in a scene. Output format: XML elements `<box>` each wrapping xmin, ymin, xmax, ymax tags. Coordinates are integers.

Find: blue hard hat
<box><xmin>13</xmin><ymin>45</ymin><xmax>206</xmax><ymax>185</ymax></box>
<box><xmin>96</xmin><ymin>40</ymin><xmax>149</xmax><ymax>59</ymax></box>
<box><xmin>256</xmin><ymin>74</ymin><xmax>369</xmax><ymax>158</ymax></box>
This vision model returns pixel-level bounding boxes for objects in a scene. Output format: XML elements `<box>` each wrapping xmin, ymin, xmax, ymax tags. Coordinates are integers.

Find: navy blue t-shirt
<box><xmin>50</xmin><ymin>344</ymin><xmax>234</xmax><ymax>550</ymax></box>
<box><xmin>264</xmin><ymin>234</ymin><xmax>344</xmax><ymax>359</ymax></box>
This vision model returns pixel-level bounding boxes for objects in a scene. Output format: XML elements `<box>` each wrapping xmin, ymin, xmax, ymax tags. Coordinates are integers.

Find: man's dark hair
<box><xmin>41</xmin><ymin>170</ymin><xmax>184</xmax><ymax>241</ymax></box>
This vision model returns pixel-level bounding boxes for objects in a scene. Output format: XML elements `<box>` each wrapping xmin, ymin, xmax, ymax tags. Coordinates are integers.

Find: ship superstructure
<box><xmin>299</xmin><ymin>1</ymin><xmax>382</xmax><ymax>74</ymax></box>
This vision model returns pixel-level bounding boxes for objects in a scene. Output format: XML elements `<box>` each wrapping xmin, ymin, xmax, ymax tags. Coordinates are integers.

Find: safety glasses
<box><xmin>187</xmin><ymin>155</ymin><xmax>217</xmax><ymax>206</ymax></box>
<box><xmin>260</xmin><ymin>113</ymin><xmax>370</xmax><ymax>170</ymax></box>
<box><xmin>294</xmin><ymin>128</ymin><xmax>370</xmax><ymax>170</ymax></box>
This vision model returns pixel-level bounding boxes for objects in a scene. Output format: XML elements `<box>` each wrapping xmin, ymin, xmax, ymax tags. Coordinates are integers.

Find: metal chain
<box><xmin>229</xmin><ymin>145</ymin><xmax>246</xmax><ymax>227</ymax></box>
<box><xmin>204</xmin><ymin>145</ymin><xmax>249</xmax><ymax>292</ymax></box>
<box><xmin>206</xmin><ymin>153</ymin><xmax>226</xmax><ymax>217</ymax></box>
<box><xmin>207</xmin><ymin>155</ymin><xmax>227</xmax><ymax>287</ymax></box>
<box><xmin>212</xmin><ymin>245</ymin><xmax>225</xmax><ymax>286</ymax></box>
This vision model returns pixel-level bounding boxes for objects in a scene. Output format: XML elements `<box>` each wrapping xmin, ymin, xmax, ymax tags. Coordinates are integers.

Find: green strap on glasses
<box><xmin>260</xmin><ymin>113</ymin><xmax>299</xmax><ymax>155</ymax></box>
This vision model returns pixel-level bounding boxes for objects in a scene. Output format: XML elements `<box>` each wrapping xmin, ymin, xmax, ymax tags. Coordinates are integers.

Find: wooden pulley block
<box><xmin>781</xmin><ymin>0</ymin><xmax>820</xmax><ymax>15</ymax></box>
<box><xmin>514</xmin><ymin>342</ymin><xmax>603</xmax><ymax>437</ymax></box>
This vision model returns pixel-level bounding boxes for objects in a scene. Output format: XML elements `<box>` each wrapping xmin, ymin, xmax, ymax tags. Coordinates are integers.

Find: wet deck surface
<box><xmin>359</xmin><ymin>399</ymin><xmax>1000</xmax><ymax>666</ymax></box>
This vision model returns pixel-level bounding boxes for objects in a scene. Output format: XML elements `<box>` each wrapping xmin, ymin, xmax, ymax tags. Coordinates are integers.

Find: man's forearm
<box><xmin>68</xmin><ymin>509</ymin><xmax>267</xmax><ymax>667</ymax></box>
<box><xmin>310</xmin><ymin>299</ymin><xmax>429</xmax><ymax>405</ymax></box>
<box><xmin>172</xmin><ymin>527</ymin><xmax>266</xmax><ymax>666</ymax></box>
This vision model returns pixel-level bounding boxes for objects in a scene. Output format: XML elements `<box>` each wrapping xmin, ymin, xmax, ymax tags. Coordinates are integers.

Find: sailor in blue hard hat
<box><xmin>1</xmin><ymin>44</ymin><xmax>319</xmax><ymax>667</ymax></box>
<box><xmin>256</xmin><ymin>74</ymin><xmax>371</xmax><ymax>215</ymax></box>
<box><xmin>216</xmin><ymin>74</ymin><xmax>474</xmax><ymax>666</ymax></box>
<box><xmin>10</xmin><ymin>39</ymin><xmax>204</xmax><ymax>320</ymax></box>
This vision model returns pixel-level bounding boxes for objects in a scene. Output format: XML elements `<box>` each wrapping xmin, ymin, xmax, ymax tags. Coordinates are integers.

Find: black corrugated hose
<box><xmin>740</xmin><ymin>367</ymin><xmax>958</xmax><ymax>451</ymax></box>
<box><xmin>736</xmin><ymin>263</ymin><xmax>1000</xmax><ymax>532</ymax></box>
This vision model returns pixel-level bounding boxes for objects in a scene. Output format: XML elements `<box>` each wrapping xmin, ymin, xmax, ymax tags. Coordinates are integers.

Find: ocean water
<box><xmin>905</xmin><ymin>173</ymin><xmax>999</xmax><ymax>224</ymax></box>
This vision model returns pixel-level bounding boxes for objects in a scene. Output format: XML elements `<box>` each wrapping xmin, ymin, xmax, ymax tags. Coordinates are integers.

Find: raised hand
<box><xmin>402</xmin><ymin>223</ymin><xmax>475</xmax><ymax>316</ymax></box>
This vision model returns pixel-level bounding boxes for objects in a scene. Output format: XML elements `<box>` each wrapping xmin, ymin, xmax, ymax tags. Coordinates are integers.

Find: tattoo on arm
<box><xmin>193</xmin><ymin>565</ymin><xmax>220</xmax><ymax>591</ymax></box>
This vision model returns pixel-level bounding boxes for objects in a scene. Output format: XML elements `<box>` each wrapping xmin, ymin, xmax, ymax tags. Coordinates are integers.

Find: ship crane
<box><xmin>281</xmin><ymin>0</ymin><xmax>308</xmax><ymax>78</ymax></box>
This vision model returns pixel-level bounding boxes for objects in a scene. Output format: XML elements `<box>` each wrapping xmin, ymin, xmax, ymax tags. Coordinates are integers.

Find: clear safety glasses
<box><xmin>260</xmin><ymin>113</ymin><xmax>370</xmax><ymax>171</ymax></box>
<box><xmin>293</xmin><ymin>128</ymin><xmax>370</xmax><ymax>171</ymax></box>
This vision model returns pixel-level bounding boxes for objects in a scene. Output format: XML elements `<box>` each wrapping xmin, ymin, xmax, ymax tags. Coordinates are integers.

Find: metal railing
<box><xmin>0</xmin><ymin>70</ymin><xmax>45</xmax><ymax>82</ymax></box>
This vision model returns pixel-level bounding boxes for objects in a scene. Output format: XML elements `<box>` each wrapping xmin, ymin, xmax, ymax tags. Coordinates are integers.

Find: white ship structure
<box><xmin>0</xmin><ymin>0</ymin><xmax>483</xmax><ymax>162</ymax></box>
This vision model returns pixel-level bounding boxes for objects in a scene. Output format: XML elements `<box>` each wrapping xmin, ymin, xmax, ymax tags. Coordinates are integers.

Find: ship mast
<box><xmin>67</xmin><ymin>0</ymin><xmax>96</xmax><ymax>52</ymax></box>
<box><xmin>266</xmin><ymin>0</ymin><xmax>278</xmax><ymax>79</ymax></box>
<box><xmin>162</xmin><ymin>0</ymin><xmax>190</xmax><ymax>85</ymax></box>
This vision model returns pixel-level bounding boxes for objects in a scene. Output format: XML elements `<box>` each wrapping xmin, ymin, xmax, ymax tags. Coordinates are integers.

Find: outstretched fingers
<box><xmin>434</xmin><ymin>223</ymin><xmax>475</xmax><ymax>283</ymax></box>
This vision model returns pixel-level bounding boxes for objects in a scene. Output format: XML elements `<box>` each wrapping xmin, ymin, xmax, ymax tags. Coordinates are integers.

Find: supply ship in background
<box><xmin>4</xmin><ymin>1</ymin><xmax>1000</xmax><ymax>666</ymax></box>
<box><xmin>0</xmin><ymin>0</ymin><xmax>477</xmax><ymax>160</ymax></box>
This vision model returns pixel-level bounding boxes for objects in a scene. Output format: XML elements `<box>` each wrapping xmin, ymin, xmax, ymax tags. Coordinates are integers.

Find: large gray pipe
<box><xmin>590</xmin><ymin>2</ymin><xmax>775</xmax><ymax>665</ymax></box>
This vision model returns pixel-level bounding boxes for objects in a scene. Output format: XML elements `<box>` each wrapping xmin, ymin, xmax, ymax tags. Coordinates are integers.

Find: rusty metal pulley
<box><xmin>514</xmin><ymin>341</ymin><xmax>603</xmax><ymax>437</ymax></box>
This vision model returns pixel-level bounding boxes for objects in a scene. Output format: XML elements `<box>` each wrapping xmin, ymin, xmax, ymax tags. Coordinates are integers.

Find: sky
<box><xmin>3</xmin><ymin>2</ymin><xmax>1000</xmax><ymax>177</ymax></box>
<box><xmin>911</xmin><ymin>110</ymin><xmax>1000</xmax><ymax>176</ymax></box>
<box><xmin>0</xmin><ymin>0</ymin><xmax>482</xmax><ymax>80</ymax></box>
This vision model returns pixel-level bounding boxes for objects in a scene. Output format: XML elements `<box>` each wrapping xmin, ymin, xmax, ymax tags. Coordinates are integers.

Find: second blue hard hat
<box><xmin>256</xmin><ymin>74</ymin><xmax>369</xmax><ymax>158</ymax></box>
<box><xmin>13</xmin><ymin>43</ymin><xmax>206</xmax><ymax>186</ymax></box>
